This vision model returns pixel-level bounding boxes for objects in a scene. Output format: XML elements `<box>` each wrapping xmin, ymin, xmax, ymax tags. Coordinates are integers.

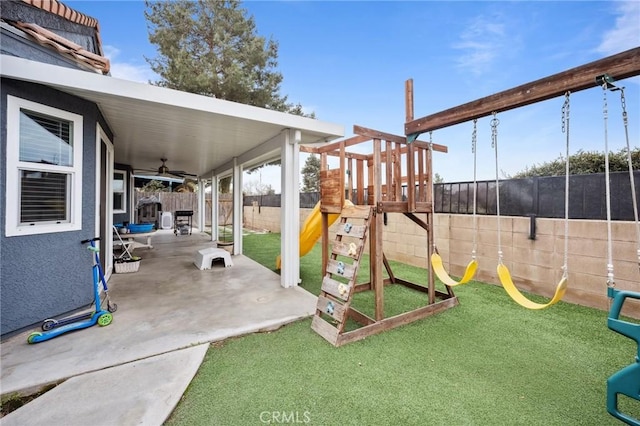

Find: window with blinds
<box><xmin>18</xmin><ymin>111</ymin><xmax>73</xmax><ymax>224</ymax></box>
<box><xmin>19</xmin><ymin>111</ymin><xmax>73</xmax><ymax>167</ymax></box>
<box><xmin>20</xmin><ymin>170</ymin><xmax>69</xmax><ymax>223</ymax></box>
<box><xmin>6</xmin><ymin>95</ymin><xmax>83</xmax><ymax>236</ymax></box>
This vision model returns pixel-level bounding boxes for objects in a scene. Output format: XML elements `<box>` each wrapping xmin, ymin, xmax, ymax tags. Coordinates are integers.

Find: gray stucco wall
<box><xmin>1</xmin><ymin>78</ymin><xmax>107</xmax><ymax>336</ymax></box>
<box><xmin>1</xmin><ymin>25</ymin><xmax>88</xmax><ymax>72</ymax></box>
<box><xmin>1</xmin><ymin>0</ymin><xmax>100</xmax><ymax>54</ymax></box>
<box><xmin>113</xmin><ymin>163</ymin><xmax>133</xmax><ymax>225</ymax></box>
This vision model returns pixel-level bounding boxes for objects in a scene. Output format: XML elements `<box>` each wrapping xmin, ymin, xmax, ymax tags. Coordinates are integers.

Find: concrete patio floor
<box><xmin>1</xmin><ymin>230</ymin><xmax>317</xmax><ymax>424</ymax></box>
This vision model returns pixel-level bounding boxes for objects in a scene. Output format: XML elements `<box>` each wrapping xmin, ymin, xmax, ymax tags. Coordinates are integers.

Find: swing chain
<box><xmin>471</xmin><ymin>118</ymin><xmax>479</xmax><ymax>259</ymax></box>
<box><xmin>607</xmin><ymin>264</ymin><xmax>615</xmax><ymax>289</ymax></box>
<box><xmin>561</xmin><ymin>91</ymin><xmax>570</xmax><ymax>278</ymax></box>
<box><xmin>618</xmin><ymin>87</ymin><xmax>640</xmax><ymax>275</ymax></box>
<box><xmin>471</xmin><ymin>119</ymin><xmax>477</xmax><ymax>154</ymax></box>
<box><xmin>601</xmin><ymin>80</ymin><xmax>615</xmax><ymax>290</ymax></box>
<box><xmin>490</xmin><ymin>112</ymin><xmax>499</xmax><ymax>148</ymax></box>
<box><xmin>428</xmin><ymin>130</ymin><xmax>436</xmax><ymax>251</ymax></box>
<box><xmin>620</xmin><ymin>88</ymin><xmax>628</xmax><ymax>127</ymax></box>
<box><xmin>562</xmin><ymin>91</ymin><xmax>570</xmax><ymax>134</ymax></box>
<box><xmin>602</xmin><ymin>81</ymin><xmax>609</xmax><ymax>121</ymax></box>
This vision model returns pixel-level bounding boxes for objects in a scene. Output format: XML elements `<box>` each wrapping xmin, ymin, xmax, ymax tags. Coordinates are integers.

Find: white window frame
<box><xmin>5</xmin><ymin>95</ymin><xmax>83</xmax><ymax>237</ymax></box>
<box><xmin>112</xmin><ymin>169</ymin><xmax>126</xmax><ymax>214</ymax></box>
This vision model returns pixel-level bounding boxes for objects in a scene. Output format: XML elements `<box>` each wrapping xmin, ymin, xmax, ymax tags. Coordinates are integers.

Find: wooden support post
<box><xmin>372</xmin><ymin>138</ymin><xmax>384</xmax><ymax>321</ymax></box>
<box><xmin>385</xmin><ymin>141</ymin><xmax>392</xmax><ymax>201</ymax></box>
<box><xmin>367</xmin><ymin>157</ymin><xmax>374</xmax><ymax>206</ymax></box>
<box><xmin>320</xmin><ymin>150</ymin><xmax>331</xmax><ymax>274</ymax></box>
<box><xmin>406</xmin><ymin>78</ymin><xmax>414</xmax><ymax>119</ymax></box>
<box><xmin>417</xmin><ymin>147</ymin><xmax>425</xmax><ymax>202</ymax></box>
<box><xmin>405</xmin><ymin>79</ymin><xmax>416</xmax><ymax>212</ymax></box>
<box><xmin>406</xmin><ymin>147</ymin><xmax>415</xmax><ymax>211</ymax></box>
<box><xmin>394</xmin><ymin>143</ymin><xmax>402</xmax><ymax>201</ymax></box>
<box><xmin>322</xmin><ymin>213</ymin><xmax>329</xmax><ymax>274</ymax></box>
<box><xmin>347</xmin><ymin>158</ymin><xmax>353</xmax><ymax>202</ymax></box>
<box><xmin>357</xmin><ymin>159</ymin><xmax>364</xmax><ymax>205</ymax></box>
<box><xmin>426</xmin><ymin>145</ymin><xmax>435</xmax><ymax>305</ymax></box>
<box><xmin>339</xmin><ymin>142</ymin><xmax>346</xmax><ymax>208</ymax></box>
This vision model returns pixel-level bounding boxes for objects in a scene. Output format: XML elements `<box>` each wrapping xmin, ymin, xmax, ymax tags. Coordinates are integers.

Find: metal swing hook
<box><xmin>596</xmin><ymin>74</ymin><xmax>622</xmax><ymax>92</ymax></box>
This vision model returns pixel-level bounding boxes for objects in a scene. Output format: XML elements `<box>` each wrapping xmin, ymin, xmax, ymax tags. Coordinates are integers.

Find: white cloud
<box><xmin>103</xmin><ymin>45</ymin><xmax>157</xmax><ymax>83</ymax></box>
<box><xmin>452</xmin><ymin>15</ymin><xmax>507</xmax><ymax>75</ymax></box>
<box><xmin>596</xmin><ymin>1</ymin><xmax>640</xmax><ymax>55</ymax></box>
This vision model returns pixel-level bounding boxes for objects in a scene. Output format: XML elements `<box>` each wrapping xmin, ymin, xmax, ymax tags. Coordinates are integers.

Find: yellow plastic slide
<box><xmin>276</xmin><ymin>200</ymin><xmax>350</xmax><ymax>269</ymax></box>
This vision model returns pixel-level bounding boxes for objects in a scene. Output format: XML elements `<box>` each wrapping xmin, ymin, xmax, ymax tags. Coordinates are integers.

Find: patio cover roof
<box><xmin>0</xmin><ymin>55</ymin><xmax>344</xmax><ymax>177</ymax></box>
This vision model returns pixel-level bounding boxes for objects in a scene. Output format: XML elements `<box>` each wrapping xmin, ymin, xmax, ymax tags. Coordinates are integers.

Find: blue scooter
<box><xmin>27</xmin><ymin>237</ymin><xmax>117</xmax><ymax>344</ymax></box>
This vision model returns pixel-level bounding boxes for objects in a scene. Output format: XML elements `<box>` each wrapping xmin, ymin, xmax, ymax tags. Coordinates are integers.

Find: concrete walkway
<box><xmin>1</xmin><ymin>231</ymin><xmax>317</xmax><ymax>425</ymax></box>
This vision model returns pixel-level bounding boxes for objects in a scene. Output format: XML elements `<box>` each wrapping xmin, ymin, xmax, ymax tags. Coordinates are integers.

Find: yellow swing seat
<box><xmin>497</xmin><ymin>263</ymin><xmax>568</xmax><ymax>310</ymax></box>
<box><xmin>431</xmin><ymin>253</ymin><xmax>478</xmax><ymax>287</ymax></box>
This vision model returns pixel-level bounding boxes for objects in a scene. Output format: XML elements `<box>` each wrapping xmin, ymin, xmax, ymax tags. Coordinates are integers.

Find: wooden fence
<box><xmin>134</xmin><ymin>192</ymin><xmax>233</xmax><ymax>227</ymax></box>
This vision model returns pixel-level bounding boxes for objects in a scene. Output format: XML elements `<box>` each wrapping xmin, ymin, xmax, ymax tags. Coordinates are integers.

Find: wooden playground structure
<box><xmin>303</xmin><ymin>116</ymin><xmax>452</xmax><ymax>347</ymax></box>
<box><xmin>304</xmin><ymin>47</ymin><xmax>640</xmax><ymax>349</ymax></box>
<box><xmin>303</xmin><ymin>46</ymin><xmax>640</xmax><ymax>425</ymax></box>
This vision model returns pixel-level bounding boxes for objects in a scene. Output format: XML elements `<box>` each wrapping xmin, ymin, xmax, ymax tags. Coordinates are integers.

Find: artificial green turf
<box><xmin>165</xmin><ymin>233</ymin><xmax>639</xmax><ymax>425</ymax></box>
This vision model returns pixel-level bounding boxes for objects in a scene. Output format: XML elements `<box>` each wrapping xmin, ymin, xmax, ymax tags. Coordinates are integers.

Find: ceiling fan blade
<box><xmin>133</xmin><ymin>159</ymin><xmax>194</xmax><ymax>179</ymax></box>
<box><xmin>169</xmin><ymin>170</ymin><xmax>197</xmax><ymax>177</ymax></box>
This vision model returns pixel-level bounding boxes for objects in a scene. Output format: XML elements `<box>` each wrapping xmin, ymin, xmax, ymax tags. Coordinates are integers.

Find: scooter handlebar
<box><xmin>81</xmin><ymin>237</ymin><xmax>101</xmax><ymax>244</ymax></box>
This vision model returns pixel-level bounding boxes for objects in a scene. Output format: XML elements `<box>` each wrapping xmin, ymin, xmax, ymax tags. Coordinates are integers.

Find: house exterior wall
<box><xmin>1</xmin><ymin>78</ymin><xmax>105</xmax><ymax>335</ymax></box>
<box><xmin>113</xmin><ymin>163</ymin><xmax>133</xmax><ymax>226</ymax></box>
<box><xmin>1</xmin><ymin>23</ymin><xmax>87</xmax><ymax>72</ymax></box>
<box><xmin>1</xmin><ymin>1</ymin><xmax>100</xmax><ymax>54</ymax></box>
<box><xmin>243</xmin><ymin>206</ymin><xmax>640</xmax><ymax>318</ymax></box>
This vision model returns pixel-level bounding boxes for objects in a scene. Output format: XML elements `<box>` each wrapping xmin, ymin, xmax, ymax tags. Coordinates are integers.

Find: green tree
<box><xmin>513</xmin><ymin>148</ymin><xmax>640</xmax><ymax>178</ymax></box>
<box><xmin>145</xmin><ymin>0</ymin><xmax>314</xmax><ymax>190</ymax></box>
<box><xmin>139</xmin><ymin>179</ymin><xmax>169</xmax><ymax>192</ymax></box>
<box><xmin>301</xmin><ymin>154</ymin><xmax>321</xmax><ymax>192</ymax></box>
<box><xmin>145</xmin><ymin>0</ymin><xmax>290</xmax><ymax>110</ymax></box>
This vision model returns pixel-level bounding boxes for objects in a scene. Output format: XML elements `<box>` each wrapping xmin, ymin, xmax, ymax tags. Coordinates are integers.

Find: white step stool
<box><xmin>194</xmin><ymin>247</ymin><xmax>233</xmax><ymax>269</ymax></box>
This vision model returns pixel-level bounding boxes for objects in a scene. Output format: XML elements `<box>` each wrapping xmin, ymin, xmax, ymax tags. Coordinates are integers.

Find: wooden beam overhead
<box><xmin>405</xmin><ymin>47</ymin><xmax>640</xmax><ymax>136</ymax></box>
<box><xmin>315</xmin><ymin>134</ymin><xmax>370</xmax><ymax>153</ymax></box>
<box><xmin>353</xmin><ymin>125</ymin><xmax>448</xmax><ymax>153</ymax></box>
<box><xmin>300</xmin><ymin>139</ymin><xmax>369</xmax><ymax>160</ymax></box>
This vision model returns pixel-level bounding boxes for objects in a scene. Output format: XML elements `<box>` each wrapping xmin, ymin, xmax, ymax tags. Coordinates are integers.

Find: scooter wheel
<box><xmin>108</xmin><ymin>303</ymin><xmax>118</xmax><ymax>313</ymax></box>
<box><xmin>27</xmin><ymin>332</ymin><xmax>42</xmax><ymax>344</ymax></box>
<box><xmin>42</xmin><ymin>319</ymin><xmax>57</xmax><ymax>331</ymax></box>
<box><xmin>97</xmin><ymin>313</ymin><xmax>113</xmax><ymax>327</ymax></box>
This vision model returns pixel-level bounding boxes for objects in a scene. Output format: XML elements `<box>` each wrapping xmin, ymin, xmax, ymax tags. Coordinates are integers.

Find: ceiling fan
<box><xmin>136</xmin><ymin>158</ymin><xmax>196</xmax><ymax>179</ymax></box>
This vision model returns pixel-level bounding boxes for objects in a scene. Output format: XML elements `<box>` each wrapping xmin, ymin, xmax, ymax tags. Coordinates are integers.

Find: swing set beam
<box><xmin>405</xmin><ymin>47</ymin><xmax>640</xmax><ymax>136</ymax></box>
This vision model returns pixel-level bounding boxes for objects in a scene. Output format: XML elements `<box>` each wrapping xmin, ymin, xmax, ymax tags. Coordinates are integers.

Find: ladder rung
<box><xmin>321</xmin><ymin>276</ymin><xmax>351</xmax><ymax>301</ymax></box>
<box><xmin>331</xmin><ymin>241</ymin><xmax>361</xmax><ymax>259</ymax></box>
<box><xmin>341</xmin><ymin>205</ymin><xmax>373</xmax><ymax>219</ymax></box>
<box><xmin>335</xmin><ymin>224</ymin><xmax>367</xmax><ymax>238</ymax></box>
<box><xmin>326</xmin><ymin>259</ymin><xmax>355</xmax><ymax>280</ymax></box>
<box><xmin>317</xmin><ymin>295</ymin><xmax>347</xmax><ymax>323</ymax></box>
<box><xmin>311</xmin><ymin>316</ymin><xmax>339</xmax><ymax>345</ymax></box>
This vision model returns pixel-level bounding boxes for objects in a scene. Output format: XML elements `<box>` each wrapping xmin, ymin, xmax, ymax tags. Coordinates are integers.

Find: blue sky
<box><xmin>67</xmin><ymin>1</ymin><xmax>639</xmax><ymax>192</ymax></box>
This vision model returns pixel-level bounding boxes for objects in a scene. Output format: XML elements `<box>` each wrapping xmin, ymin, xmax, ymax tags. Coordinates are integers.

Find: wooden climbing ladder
<box><xmin>311</xmin><ymin>205</ymin><xmax>373</xmax><ymax>346</ymax></box>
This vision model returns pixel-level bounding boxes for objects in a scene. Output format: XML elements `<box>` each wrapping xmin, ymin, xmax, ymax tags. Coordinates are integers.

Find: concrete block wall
<box><xmin>243</xmin><ymin>205</ymin><xmax>282</xmax><ymax>232</ymax></box>
<box><xmin>435</xmin><ymin>214</ymin><xmax>640</xmax><ymax>318</ymax></box>
<box><xmin>244</xmin><ymin>206</ymin><xmax>639</xmax><ymax>318</ymax></box>
<box><xmin>243</xmin><ymin>206</ymin><xmax>340</xmax><ymax>236</ymax></box>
